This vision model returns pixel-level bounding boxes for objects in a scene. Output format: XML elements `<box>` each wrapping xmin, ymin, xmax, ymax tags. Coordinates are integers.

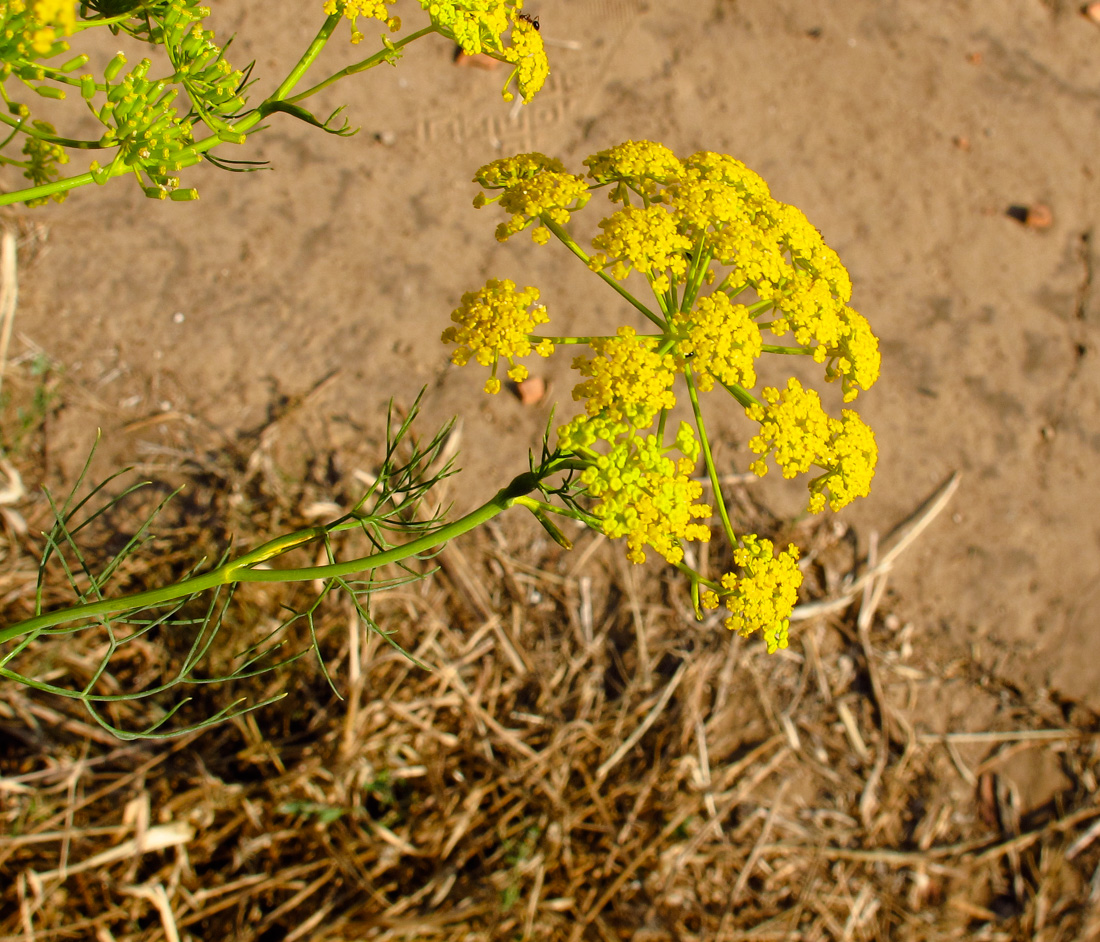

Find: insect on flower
<box><xmin>518</xmin><ymin>12</ymin><xmax>540</xmax><ymax>30</ymax></box>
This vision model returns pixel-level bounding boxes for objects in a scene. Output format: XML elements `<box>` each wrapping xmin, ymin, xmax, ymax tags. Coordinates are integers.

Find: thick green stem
<box><xmin>0</xmin><ymin>469</ymin><xmax>550</xmax><ymax>644</ymax></box>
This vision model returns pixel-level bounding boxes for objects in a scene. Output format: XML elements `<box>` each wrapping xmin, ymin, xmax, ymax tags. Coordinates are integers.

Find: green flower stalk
<box><xmin>0</xmin><ymin>0</ymin><xmax>549</xmax><ymax>205</ymax></box>
<box><xmin>447</xmin><ymin>140</ymin><xmax>883</xmax><ymax>652</ymax></box>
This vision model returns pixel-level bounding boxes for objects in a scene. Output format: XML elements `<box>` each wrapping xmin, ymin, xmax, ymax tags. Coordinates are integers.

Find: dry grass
<box><xmin>1</xmin><ymin>432</ymin><xmax>1099</xmax><ymax>942</ymax></box>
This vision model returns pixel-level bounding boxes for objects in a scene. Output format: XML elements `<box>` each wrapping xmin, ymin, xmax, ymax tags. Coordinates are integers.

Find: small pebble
<box><xmin>515</xmin><ymin>376</ymin><xmax>547</xmax><ymax>405</ymax></box>
<box><xmin>1023</xmin><ymin>203</ymin><xmax>1054</xmax><ymax>229</ymax></box>
<box><xmin>453</xmin><ymin>50</ymin><xmax>500</xmax><ymax>70</ymax></box>
<box><xmin>1085</xmin><ymin>3</ymin><xmax>1100</xmax><ymax>24</ymax></box>
<box><xmin>1006</xmin><ymin>203</ymin><xmax>1053</xmax><ymax>228</ymax></box>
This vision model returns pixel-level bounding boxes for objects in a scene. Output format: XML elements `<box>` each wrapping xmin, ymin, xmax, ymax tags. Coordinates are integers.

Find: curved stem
<box><xmin>0</xmin><ymin>19</ymin><xmax>436</xmax><ymax>207</ymax></box>
<box><xmin>0</xmin><ymin>467</ymin><xmax>555</xmax><ymax>643</ymax></box>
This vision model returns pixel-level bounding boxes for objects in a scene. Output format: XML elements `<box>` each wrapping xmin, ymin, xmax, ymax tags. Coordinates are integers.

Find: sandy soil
<box><xmin>11</xmin><ymin>0</ymin><xmax>1100</xmax><ymax>763</ymax></box>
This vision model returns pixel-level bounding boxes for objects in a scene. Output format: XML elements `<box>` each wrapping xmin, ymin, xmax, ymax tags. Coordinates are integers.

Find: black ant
<box><xmin>518</xmin><ymin>12</ymin><xmax>540</xmax><ymax>30</ymax></box>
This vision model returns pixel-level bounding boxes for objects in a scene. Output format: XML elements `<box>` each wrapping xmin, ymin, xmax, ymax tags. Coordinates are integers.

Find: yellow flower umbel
<box><xmin>584</xmin><ymin>139</ymin><xmax>684</xmax><ymax>200</ymax></box>
<box><xmin>590</xmin><ymin>205</ymin><xmax>693</xmax><ymax>294</ymax></box>
<box><xmin>501</xmin><ymin>9</ymin><xmax>548</xmax><ymax>102</ymax></box>
<box><xmin>561</xmin><ymin>326</ymin><xmax>676</xmax><ymax>436</ymax></box>
<box><xmin>672</xmin><ymin>292</ymin><xmax>761</xmax><ymax>392</ymax></box>
<box><xmin>456</xmin><ymin>141</ymin><xmax>883</xmax><ymax>650</ymax></box>
<box><xmin>746</xmin><ymin>378</ymin><xmax>878</xmax><ymax>513</ymax></box>
<box><xmin>474</xmin><ymin>153</ymin><xmax>589</xmax><ymax>242</ymax></box>
<box><xmin>441</xmin><ymin>279</ymin><xmax>552</xmax><ymax>394</ymax></box>
<box><xmin>808</xmin><ymin>409</ymin><xmax>878</xmax><ymax>514</ymax></box>
<box><xmin>324</xmin><ymin>1</ymin><xmax>549</xmax><ymax>102</ymax></box>
<box><xmin>702</xmin><ymin>537</ymin><xmax>803</xmax><ymax>653</ymax></box>
<box><xmin>745</xmin><ymin>378</ymin><xmax>833</xmax><ymax>480</ymax></box>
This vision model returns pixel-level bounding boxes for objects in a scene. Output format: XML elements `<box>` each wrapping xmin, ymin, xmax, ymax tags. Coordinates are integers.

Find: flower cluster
<box><xmin>562</xmin><ymin>327</ymin><xmax>676</xmax><ymax>436</ymax></box>
<box><xmin>590</xmin><ymin>205</ymin><xmax>693</xmax><ymax>294</ymax></box>
<box><xmin>20</xmin><ymin>119</ymin><xmax>68</xmax><ymax>201</ymax></box>
<box><xmin>442</xmin><ymin>279</ymin><xmax>552</xmax><ymax>394</ymax></box>
<box><xmin>553</xmin><ymin>329</ymin><xmax>712</xmax><ymax>565</ymax></box>
<box><xmin>702</xmin><ymin>536</ymin><xmax>803</xmax><ymax>653</ymax></box>
<box><xmin>0</xmin><ymin>0</ymin><xmax>75</xmax><ymax>57</ymax></box>
<box><xmin>745</xmin><ymin>378</ymin><xmax>877</xmax><ymax>513</ymax></box>
<box><xmin>325</xmin><ymin>1</ymin><xmax>548</xmax><ymax>101</ymax></box>
<box><xmin>450</xmin><ymin>141</ymin><xmax>882</xmax><ymax>648</ymax></box>
<box><xmin>672</xmin><ymin>292</ymin><xmax>761</xmax><ymax>392</ymax></box>
<box><xmin>473</xmin><ymin>153</ymin><xmax>589</xmax><ymax>242</ymax></box>
<box><xmin>500</xmin><ymin>10</ymin><xmax>548</xmax><ymax>103</ymax></box>
<box><xmin>323</xmin><ymin>0</ymin><xmax>400</xmax><ymax>42</ymax></box>
<box><xmin>575</xmin><ymin>424</ymin><xmax>712</xmax><ymax>565</ymax></box>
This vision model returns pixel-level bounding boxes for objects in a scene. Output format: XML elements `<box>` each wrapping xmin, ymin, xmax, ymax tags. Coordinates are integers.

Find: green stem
<box><xmin>533</xmin><ymin>334</ymin><xmax>654</xmax><ymax>346</ymax></box>
<box><xmin>761</xmin><ymin>343</ymin><xmax>813</xmax><ymax>356</ymax></box>
<box><xmin>0</xmin><ymin>19</ymin><xmax>436</xmax><ymax>207</ymax></box>
<box><xmin>268</xmin><ymin>13</ymin><xmax>342</xmax><ymax>103</ymax></box>
<box><xmin>284</xmin><ymin>25</ymin><xmax>438</xmax><ymax>105</ymax></box>
<box><xmin>685</xmin><ymin>370</ymin><xmax>737</xmax><ymax>547</ymax></box>
<box><xmin>719</xmin><ymin>378</ymin><xmax>761</xmax><ymax>409</ymax></box>
<box><xmin>0</xmin><ymin>111</ymin><xmax>109</xmax><ymax>149</ymax></box>
<box><xmin>0</xmin><ymin>468</ymin><xmax>552</xmax><ymax>644</ymax></box>
<box><xmin>511</xmin><ymin>494</ymin><xmax>592</xmax><ymax>526</ymax></box>
<box><xmin>680</xmin><ymin>232</ymin><xmax>711</xmax><ymax>312</ymax></box>
<box><xmin>542</xmin><ymin>218</ymin><xmax>665</xmax><ymax>329</ymax></box>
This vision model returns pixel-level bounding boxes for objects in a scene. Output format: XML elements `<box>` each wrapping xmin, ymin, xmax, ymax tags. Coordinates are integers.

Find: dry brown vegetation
<box><xmin>1</xmin><ymin>415</ymin><xmax>1099</xmax><ymax>942</ymax></box>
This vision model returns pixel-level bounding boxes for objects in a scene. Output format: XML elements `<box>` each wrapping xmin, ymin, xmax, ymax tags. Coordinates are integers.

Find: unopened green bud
<box><xmin>104</xmin><ymin>52</ymin><xmax>126</xmax><ymax>81</ymax></box>
<box><xmin>80</xmin><ymin>74</ymin><xmax>96</xmax><ymax>99</ymax></box>
<box><xmin>532</xmin><ymin>509</ymin><xmax>573</xmax><ymax>550</ymax></box>
<box><xmin>169</xmin><ymin>188</ymin><xmax>199</xmax><ymax>202</ymax></box>
<box><xmin>34</xmin><ymin>85</ymin><xmax>66</xmax><ymax>100</ymax></box>
<box><xmin>60</xmin><ymin>55</ymin><xmax>89</xmax><ymax>73</ymax></box>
